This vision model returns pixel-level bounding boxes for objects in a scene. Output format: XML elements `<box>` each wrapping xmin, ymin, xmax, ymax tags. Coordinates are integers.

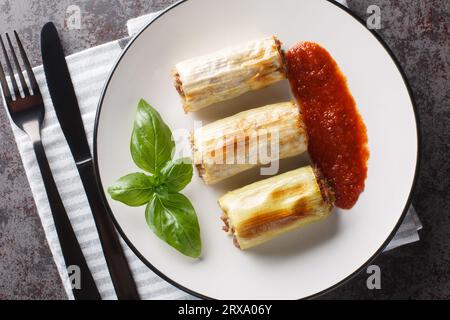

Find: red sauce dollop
<box><xmin>286</xmin><ymin>42</ymin><xmax>369</xmax><ymax>209</ymax></box>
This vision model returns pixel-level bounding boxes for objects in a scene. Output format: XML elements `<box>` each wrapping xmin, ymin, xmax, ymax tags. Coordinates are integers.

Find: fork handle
<box><xmin>33</xmin><ymin>140</ymin><xmax>101</xmax><ymax>300</ymax></box>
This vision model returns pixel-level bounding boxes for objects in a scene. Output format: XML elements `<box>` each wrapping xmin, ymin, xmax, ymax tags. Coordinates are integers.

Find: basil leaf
<box><xmin>130</xmin><ymin>99</ymin><xmax>175</xmax><ymax>174</ymax></box>
<box><xmin>146</xmin><ymin>192</ymin><xmax>201</xmax><ymax>258</ymax></box>
<box><xmin>160</xmin><ymin>158</ymin><xmax>193</xmax><ymax>192</ymax></box>
<box><xmin>107</xmin><ymin>173</ymin><xmax>155</xmax><ymax>207</ymax></box>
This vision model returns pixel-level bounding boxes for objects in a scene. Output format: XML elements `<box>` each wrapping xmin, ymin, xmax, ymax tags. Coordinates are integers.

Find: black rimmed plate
<box><xmin>94</xmin><ymin>0</ymin><xmax>419</xmax><ymax>299</ymax></box>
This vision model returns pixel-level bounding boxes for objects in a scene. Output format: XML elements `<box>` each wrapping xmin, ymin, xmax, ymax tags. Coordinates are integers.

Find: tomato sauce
<box><xmin>286</xmin><ymin>42</ymin><xmax>369</xmax><ymax>209</ymax></box>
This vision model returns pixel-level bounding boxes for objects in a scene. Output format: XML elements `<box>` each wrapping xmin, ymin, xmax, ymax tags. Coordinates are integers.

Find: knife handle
<box><xmin>77</xmin><ymin>160</ymin><xmax>140</xmax><ymax>300</ymax></box>
<box><xmin>33</xmin><ymin>140</ymin><xmax>101</xmax><ymax>300</ymax></box>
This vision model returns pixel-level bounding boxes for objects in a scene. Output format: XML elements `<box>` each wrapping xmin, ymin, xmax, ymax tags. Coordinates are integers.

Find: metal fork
<box><xmin>0</xmin><ymin>32</ymin><xmax>101</xmax><ymax>300</ymax></box>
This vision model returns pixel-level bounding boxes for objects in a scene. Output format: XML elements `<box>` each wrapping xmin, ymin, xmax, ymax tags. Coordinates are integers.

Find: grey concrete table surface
<box><xmin>0</xmin><ymin>0</ymin><xmax>448</xmax><ymax>300</ymax></box>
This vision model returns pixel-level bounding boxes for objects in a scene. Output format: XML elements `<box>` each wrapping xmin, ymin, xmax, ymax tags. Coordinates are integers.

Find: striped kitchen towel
<box><xmin>1</xmin><ymin>0</ymin><xmax>421</xmax><ymax>300</ymax></box>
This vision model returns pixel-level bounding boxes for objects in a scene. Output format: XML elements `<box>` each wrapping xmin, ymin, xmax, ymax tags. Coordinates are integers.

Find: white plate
<box><xmin>94</xmin><ymin>0</ymin><xmax>419</xmax><ymax>299</ymax></box>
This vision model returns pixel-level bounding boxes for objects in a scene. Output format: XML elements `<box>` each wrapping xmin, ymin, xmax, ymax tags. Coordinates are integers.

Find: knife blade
<box><xmin>41</xmin><ymin>22</ymin><xmax>140</xmax><ymax>300</ymax></box>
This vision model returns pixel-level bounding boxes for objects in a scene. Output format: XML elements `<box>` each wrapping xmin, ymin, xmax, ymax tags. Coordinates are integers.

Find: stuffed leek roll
<box><xmin>173</xmin><ymin>36</ymin><xmax>285</xmax><ymax>112</ymax></box>
<box><xmin>218</xmin><ymin>166</ymin><xmax>334</xmax><ymax>250</ymax></box>
<box><xmin>191</xmin><ymin>101</ymin><xmax>307</xmax><ymax>185</ymax></box>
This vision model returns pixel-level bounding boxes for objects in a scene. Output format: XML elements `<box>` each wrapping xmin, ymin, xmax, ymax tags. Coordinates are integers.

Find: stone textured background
<box><xmin>0</xmin><ymin>0</ymin><xmax>449</xmax><ymax>299</ymax></box>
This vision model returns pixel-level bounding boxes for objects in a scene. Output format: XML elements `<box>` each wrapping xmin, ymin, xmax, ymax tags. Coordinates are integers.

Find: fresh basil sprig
<box><xmin>160</xmin><ymin>157</ymin><xmax>193</xmax><ymax>192</ymax></box>
<box><xmin>146</xmin><ymin>193</ymin><xmax>200</xmax><ymax>259</ymax></box>
<box><xmin>130</xmin><ymin>99</ymin><xmax>175</xmax><ymax>174</ymax></box>
<box><xmin>107</xmin><ymin>173</ymin><xmax>155</xmax><ymax>207</ymax></box>
<box><xmin>108</xmin><ymin>99</ymin><xmax>201</xmax><ymax>258</ymax></box>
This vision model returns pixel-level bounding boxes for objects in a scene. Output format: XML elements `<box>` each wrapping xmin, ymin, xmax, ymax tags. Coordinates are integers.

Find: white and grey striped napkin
<box><xmin>2</xmin><ymin>1</ymin><xmax>421</xmax><ymax>300</ymax></box>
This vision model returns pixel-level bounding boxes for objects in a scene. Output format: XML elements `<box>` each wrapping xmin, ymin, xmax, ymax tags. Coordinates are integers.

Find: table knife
<box><xmin>41</xmin><ymin>22</ymin><xmax>140</xmax><ymax>300</ymax></box>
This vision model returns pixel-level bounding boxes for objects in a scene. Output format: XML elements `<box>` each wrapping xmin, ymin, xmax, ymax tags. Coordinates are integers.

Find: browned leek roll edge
<box><xmin>191</xmin><ymin>101</ymin><xmax>307</xmax><ymax>185</ymax></box>
<box><xmin>172</xmin><ymin>36</ymin><xmax>286</xmax><ymax>113</ymax></box>
<box><xmin>313</xmin><ymin>166</ymin><xmax>335</xmax><ymax>210</ymax></box>
<box><xmin>172</xmin><ymin>70</ymin><xmax>188</xmax><ymax>113</ymax></box>
<box><xmin>218</xmin><ymin>165</ymin><xmax>335</xmax><ymax>250</ymax></box>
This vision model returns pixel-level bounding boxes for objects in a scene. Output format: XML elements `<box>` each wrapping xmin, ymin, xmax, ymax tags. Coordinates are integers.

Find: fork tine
<box><xmin>6</xmin><ymin>33</ymin><xmax>30</xmax><ymax>96</ymax></box>
<box><xmin>0</xmin><ymin>59</ymin><xmax>12</xmax><ymax>104</ymax></box>
<box><xmin>14</xmin><ymin>31</ymin><xmax>38</xmax><ymax>96</ymax></box>
<box><xmin>0</xmin><ymin>34</ymin><xmax>21</xmax><ymax>99</ymax></box>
